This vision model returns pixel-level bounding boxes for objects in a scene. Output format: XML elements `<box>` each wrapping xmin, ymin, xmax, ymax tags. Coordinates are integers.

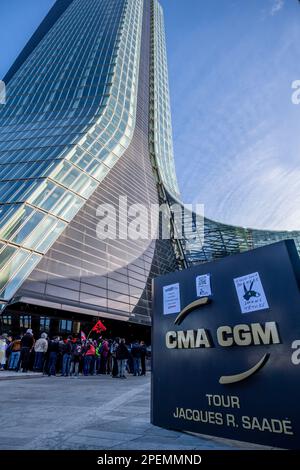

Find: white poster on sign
<box><xmin>196</xmin><ymin>274</ymin><xmax>212</xmax><ymax>298</ymax></box>
<box><xmin>234</xmin><ymin>272</ymin><xmax>269</xmax><ymax>314</ymax></box>
<box><xmin>163</xmin><ymin>283</ymin><xmax>181</xmax><ymax>315</ymax></box>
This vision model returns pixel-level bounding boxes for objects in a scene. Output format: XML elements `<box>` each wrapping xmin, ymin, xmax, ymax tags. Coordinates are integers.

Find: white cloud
<box><xmin>171</xmin><ymin>14</ymin><xmax>300</xmax><ymax>231</ymax></box>
<box><xmin>168</xmin><ymin>1</ymin><xmax>300</xmax><ymax>231</ymax></box>
<box><xmin>270</xmin><ymin>0</ymin><xmax>284</xmax><ymax>16</ymax></box>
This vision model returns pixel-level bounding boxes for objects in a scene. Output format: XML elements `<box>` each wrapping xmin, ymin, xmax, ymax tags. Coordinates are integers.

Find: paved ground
<box><xmin>0</xmin><ymin>375</ymin><xmax>272</xmax><ymax>450</ymax></box>
<box><xmin>0</xmin><ymin>371</ymin><xmax>43</xmax><ymax>380</ymax></box>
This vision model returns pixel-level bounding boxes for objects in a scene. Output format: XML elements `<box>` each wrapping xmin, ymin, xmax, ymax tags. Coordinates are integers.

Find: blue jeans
<box><xmin>83</xmin><ymin>355</ymin><xmax>93</xmax><ymax>376</ymax></box>
<box><xmin>95</xmin><ymin>356</ymin><xmax>101</xmax><ymax>374</ymax></box>
<box><xmin>33</xmin><ymin>352</ymin><xmax>44</xmax><ymax>371</ymax></box>
<box><xmin>117</xmin><ymin>359</ymin><xmax>127</xmax><ymax>377</ymax></box>
<box><xmin>48</xmin><ymin>352</ymin><xmax>58</xmax><ymax>376</ymax></box>
<box><xmin>9</xmin><ymin>351</ymin><xmax>20</xmax><ymax>370</ymax></box>
<box><xmin>133</xmin><ymin>357</ymin><xmax>140</xmax><ymax>376</ymax></box>
<box><xmin>70</xmin><ymin>359</ymin><xmax>80</xmax><ymax>376</ymax></box>
<box><xmin>62</xmin><ymin>354</ymin><xmax>71</xmax><ymax>376</ymax></box>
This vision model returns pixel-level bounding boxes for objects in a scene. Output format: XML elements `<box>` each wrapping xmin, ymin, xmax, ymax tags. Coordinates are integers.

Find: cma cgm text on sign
<box><xmin>152</xmin><ymin>241</ymin><xmax>300</xmax><ymax>449</ymax></box>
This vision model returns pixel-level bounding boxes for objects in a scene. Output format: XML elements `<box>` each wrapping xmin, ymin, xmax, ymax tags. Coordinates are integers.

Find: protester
<box><xmin>8</xmin><ymin>336</ymin><xmax>22</xmax><ymax>371</ymax></box>
<box><xmin>83</xmin><ymin>339</ymin><xmax>96</xmax><ymax>376</ymax></box>
<box><xmin>48</xmin><ymin>337</ymin><xmax>60</xmax><ymax>376</ymax></box>
<box><xmin>131</xmin><ymin>340</ymin><xmax>141</xmax><ymax>376</ymax></box>
<box><xmin>95</xmin><ymin>339</ymin><xmax>103</xmax><ymax>374</ymax></box>
<box><xmin>100</xmin><ymin>338</ymin><xmax>109</xmax><ymax>374</ymax></box>
<box><xmin>110</xmin><ymin>338</ymin><xmax>120</xmax><ymax>378</ymax></box>
<box><xmin>5</xmin><ymin>335</ymin><xmax>13</xmax><ymax>367</ymax></box>
<box><xmin>33</xmin><ymin>333</ymin><xmax>48</xmax><ymax>372</ymax></box>
<box><xmin>18</xmin><ymin>329</ymin><xmax>35</xmax><ymax>373</ymax></box>
<box><xmin>107</xmin><ymin>339</ymin><xmax>113</xmax><ymax>374</ymax></box>
<box><xmin>126</xmin><ymin>343</ymin><xmax>134</xmax><ymax>374</ymax></box>
<box><xmin>92</xmin><ymin>340</ymin><xmax>98</xmax><ymax>375</ymax></box>
<box><xmin>70</xmin><ymin>338</ymin><xmax>82</xmax><ymax>377</ymax></box>
<box><xmin>0</xmin><ymin>334</ymin><xmax>8</xmax><ymax>371</ymax></box>
<box><xmin>61</xmin><ymin>336</ymin><xmax>73</xmax><ymax>377</ymax></box>
<box><xmin>58</xmin><ymin>337</ymin><xmax>66</xmax><ymax>373</ymax></box>
<box><xmin>140</xmin><ymin>341</ymin><xmax>147</xmax><ymax>376</ymax></box>
<box><xmin>0</xmin><ymin>326</ymin><xmax>149</xmax><ymax>379</ymax></box>
<box><xmin>116</xmin><ymin>338</ymin><xmax>129</xmax><ymax>379</ymax></box>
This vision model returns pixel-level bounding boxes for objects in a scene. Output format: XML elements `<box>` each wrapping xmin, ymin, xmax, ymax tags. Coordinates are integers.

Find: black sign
<box><xmin>151</xmin><ymin>240</ymin><xmax>300</xmax><ymax>449</ymax></box>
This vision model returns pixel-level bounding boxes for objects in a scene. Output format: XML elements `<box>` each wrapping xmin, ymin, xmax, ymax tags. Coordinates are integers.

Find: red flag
<box><xmin>80</xmin><ymin>331</ymin><xmax>86</xmax><ymax>341</ymax></box>
<box><xmin>92</xmin><ymin>320</ymin><xmax>106</xmax><ymax>333</ymax></box>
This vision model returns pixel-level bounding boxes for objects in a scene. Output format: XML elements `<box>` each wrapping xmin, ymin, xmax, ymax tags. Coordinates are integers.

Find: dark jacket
<box><xmin>48</xmin><ymin>340</ymin><xmax>59</xmax><ymax>353</ymax></box>
<box><xmin>116</xmin><ymin>343</ymin><xmax>129</xmax><ymax>360</ymax></box>
<box><xmin>62</xmin><ymin>341</ymin><xmax>72</xmax><ymax>355</ymax></box>
<box><xmin>101</xmin><ymin>340</ymin><xmax>109</xmax><ymax>358</ymax></box>
<box><xmin>131</xmin><ymin>343</ymin><xmax>141</xmax><ymax>358</ymax></box>
<box><xmin>21</xmin><ymin>334</ymin><xmax>34</xmax><ymax>349</ymax></box>
<box><xmin>140</xmin><ymin>344</ymin><xmax>147</xmax><ymax>357</ymax></box>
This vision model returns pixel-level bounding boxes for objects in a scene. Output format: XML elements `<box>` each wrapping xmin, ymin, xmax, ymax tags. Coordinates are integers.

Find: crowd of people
<box><xmin>0</xmin><ymin>330</ymin><xmax>149</xmax><ymax>378</ymax></box>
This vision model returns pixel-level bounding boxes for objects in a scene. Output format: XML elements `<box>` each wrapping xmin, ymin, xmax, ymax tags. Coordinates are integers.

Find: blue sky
<box><xmin>1</xmin><ymin>0</ymin><xmax>300</xmax><ymax>230</ymax></box>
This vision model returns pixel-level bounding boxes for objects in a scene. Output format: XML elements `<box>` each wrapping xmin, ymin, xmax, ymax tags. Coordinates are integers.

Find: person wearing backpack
<box><xmin>70</xmin><ymin>339</ymin><xmax>82</xmax><ymax>377</ymax></box>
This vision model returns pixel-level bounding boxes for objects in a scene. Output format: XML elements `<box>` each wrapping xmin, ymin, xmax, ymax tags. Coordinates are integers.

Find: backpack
<box><xmin>73</xmin><ymin>344</ymin><xmax>82</xmax><ymax>357</ymax></box>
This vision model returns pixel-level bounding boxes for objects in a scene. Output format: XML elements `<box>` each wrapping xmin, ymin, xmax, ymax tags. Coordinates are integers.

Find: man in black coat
<box><xmin>131</xmin><ymin>340</ymin><xmax>141</xmax><ymax>376</ymax></box>
<box><xmin>18</xmin><ymin>329</ymin><xmax>35</xmax><ymax>372</ymax></box>
<box><xmin>116</xmin><ymin>338</ymin><xmax>129</xmax><ymax>379</ymax></box>
<box><xmin>140</xmin><ymin>341</ymin><xmax>147</xmax><ymax>376</ymax></box>
<box><xmin>48</xmin><ymin>337</ymin><xmax>60</xmax><ymax>376</ymax></box>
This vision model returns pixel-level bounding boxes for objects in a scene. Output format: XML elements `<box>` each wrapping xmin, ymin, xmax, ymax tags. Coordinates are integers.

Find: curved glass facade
<box><xmin>149</xmin><ymin>0</ymin><xmax>180</xmax><ymax>199</ymax></box>
<box><xmin>0</xmin><ymin>0</ymin><xmax>144</xmax><ymax>301</ymax></box>
<box><xmin>0</xmin><ymin>0</ymin><xmax>178</xmax><ymax>326</ymax></box>
<box><xmin>179</xmin><ymin>207</ymin><xmax>300</xmax><ymax>266</ymax></box>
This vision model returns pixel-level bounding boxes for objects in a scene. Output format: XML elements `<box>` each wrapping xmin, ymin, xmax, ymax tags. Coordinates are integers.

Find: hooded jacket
<box><xmin>34</xmin><ymin>338</ymin><xmax>48</xmax><ymax>353</ymax></box>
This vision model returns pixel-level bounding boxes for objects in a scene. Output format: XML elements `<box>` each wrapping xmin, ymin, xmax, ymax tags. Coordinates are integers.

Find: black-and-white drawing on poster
<box><xmin>234</xmin><ymin>272</ymin><xmax>269</xmax><ymax>314</ymax></box>
<box><xmin>163</xmin><ymin>283</ymin><xmax>181</xmax><ymax>315</ymax></box>
<box><xmin>196</xmin><ymin>274</ymin><xmax>212</xmax><ymax>298</ymax></box>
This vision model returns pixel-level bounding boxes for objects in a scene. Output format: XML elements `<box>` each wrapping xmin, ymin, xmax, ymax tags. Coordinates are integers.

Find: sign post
<box><xmin>151</xmin><ymin>240</ymin><xmax>300</xmax><ymax>449</ymax></box>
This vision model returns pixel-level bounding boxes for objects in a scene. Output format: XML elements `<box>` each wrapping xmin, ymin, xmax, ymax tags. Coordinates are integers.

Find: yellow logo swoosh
<box><xmin>174</xmin><ymin>297</ymin><xmax>211</xmax><ymax>326</ymax></box>
<box><xmin>219</xmin><ymin>353</ymin><xmax>270</xmax><ymax>385</ymax></box>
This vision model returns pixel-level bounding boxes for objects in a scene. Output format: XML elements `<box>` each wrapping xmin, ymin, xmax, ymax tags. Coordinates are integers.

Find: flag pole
<box><xmin>86</xmin><ymin>328</ymin><xmax>94</xmax><ymax>340</ymax></box>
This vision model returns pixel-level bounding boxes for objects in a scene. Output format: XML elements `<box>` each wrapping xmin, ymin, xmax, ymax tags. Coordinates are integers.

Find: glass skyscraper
<box><xmin>0</xmin><ymin>0</ymin><xmax>299</xmax><ymax>336</ymax></box>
